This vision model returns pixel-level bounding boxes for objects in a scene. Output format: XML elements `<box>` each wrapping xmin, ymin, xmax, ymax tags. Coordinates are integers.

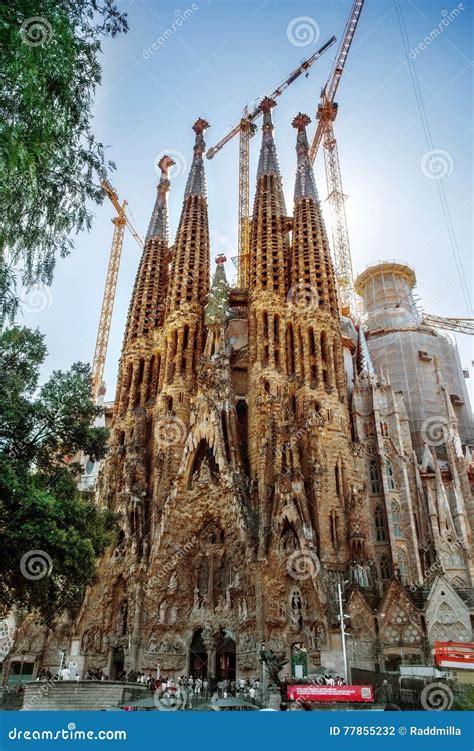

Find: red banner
<box><xmin>287</xmin><ymin>684</ymin><xmax>374</xmax><ymax>703</ymax></box>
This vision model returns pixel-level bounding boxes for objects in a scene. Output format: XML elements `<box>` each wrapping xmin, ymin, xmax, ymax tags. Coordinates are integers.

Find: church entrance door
<box><xmin>216</xmin><ymin>629</ymin><xmax>236</xmax><ymax>682</ymax></box>
<box><xmin>189</xmin><ymin>629</ymin><xmax>208</xmax><ymax>679</ymax></box>
<box><xmin>111</xmin><ymin>648</ymin><xmax>124</xmax><ymax>680</ymax></box>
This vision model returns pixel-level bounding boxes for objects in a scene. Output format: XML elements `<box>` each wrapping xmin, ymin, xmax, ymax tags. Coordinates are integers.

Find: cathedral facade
<box><xmin>8</xmin><ymin>101</ymin><xmax>473</xmax><ymax>684</ymax></box>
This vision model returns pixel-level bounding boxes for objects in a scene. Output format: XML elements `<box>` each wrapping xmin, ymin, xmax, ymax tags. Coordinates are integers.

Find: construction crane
<box><xmin>206</xmin><ymin>35</ymin><xmax>337</xmax><ymax>288</ymax></box>
<box><xmin>91</xmin><ymin>181</ymin><xmax>143</xmax><ymax>400</ymax></box>
<box><xmin>422</xmin><ymin>315</ymin><xmax>474</xmax><ymax>336</ymax></box>
<box><xmin>309</xmin><ymin>0</ymin><xmax>365</xmax><ymax>319</ymax></box>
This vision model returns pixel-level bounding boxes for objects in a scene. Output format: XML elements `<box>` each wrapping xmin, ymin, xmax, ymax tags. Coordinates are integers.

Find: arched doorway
<box><xmin>110</xmin><ymin>648</ymin><xmax>124</xmax><ymax>680</ymax></box>
<box><xmin>189</xmin><ymin>629</ymin><xmax>208</xmax><ymax>679</ymax></box>
<box><xmin>216</xmin><ymin>629</ymin><xmax>236</xmax><ymax>682</ymax></box>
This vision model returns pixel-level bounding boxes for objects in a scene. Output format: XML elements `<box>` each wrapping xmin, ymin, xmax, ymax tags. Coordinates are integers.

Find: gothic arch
<box><xmin>186</xmin><ymin>439</ymin><xmax>220</xmax><ymax>488</ymax></box>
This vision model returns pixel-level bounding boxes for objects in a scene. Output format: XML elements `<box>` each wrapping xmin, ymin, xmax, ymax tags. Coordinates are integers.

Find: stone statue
<box><xmin>159</xmin><ymin>602</ymin><xmax>167</xmax><ymax>623</ymax></box>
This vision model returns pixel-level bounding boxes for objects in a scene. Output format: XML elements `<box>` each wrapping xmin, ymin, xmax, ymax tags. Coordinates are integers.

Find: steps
<box><xmin>21</xmin><ymin>681</ymin><xmax>149</xmax><ymax>711</ymax></box>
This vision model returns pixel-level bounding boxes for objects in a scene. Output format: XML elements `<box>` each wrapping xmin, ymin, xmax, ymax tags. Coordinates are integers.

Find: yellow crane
<box><xmin>206</xmin><ymin>35</ymin><xmax>337</xmax><ymax>288</ymax></box>
<box><xmin>422</xmin><ymin>315</ymin><xmax>474</xmax><ymax>336</ymax></box>
<box><xmin>309</xmin><ymin>0</ymin><xmax>365</xmax><ymax>319</ymax></box>
<box><xmin>91</xmin><ymin>181</ymin><xmax>143</xmax><ymax>400</ymax></box>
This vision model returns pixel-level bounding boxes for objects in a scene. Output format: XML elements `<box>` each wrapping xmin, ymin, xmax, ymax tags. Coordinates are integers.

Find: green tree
<box><xmin>0</xmin><ymin>0</ymin><xmax>128</xmax><ymax>322</ymax></box>
<box><xmin>0</xmin><ymin>326</ymin><xmax>115</xmax><ymax>619</ymax></box>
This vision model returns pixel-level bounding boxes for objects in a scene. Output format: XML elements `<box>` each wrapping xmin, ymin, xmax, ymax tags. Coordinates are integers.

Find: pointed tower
<box><xmin>166</xmin><ymin>118</ymin><xmax>210</xmax><ymax>316</ymax></box>
<box><xmin>290</xmin><ymin>113</ymin><xmax>338</xmax><ymax>319</ymax></box>
<box><xmin>115</xmin><ymin>156</ymin><xmax>174</xmax><ymax>416</ymax></box>
<box><xmin>246</xmin><ymin>98</ymin><xmax>293</xmax><ymax>520</ymax></box>
<box><xmin>158</xmin><ymin>119</ymin><xmax>211</xmax><ymax>404</ymax></box>
<box><xmin>288</xmin><ymin>114</ymin><xmax>345</xmax><ymax>399</ymax></box>
<box><xmin>248</xmin><ymin>97</ymin><xmax>290</xmax><ymax>296</ymax></box>
<box><xmin>127</xmin><ymin>154</ymin><xmax>174</xmax><ymax>342</ymax></box>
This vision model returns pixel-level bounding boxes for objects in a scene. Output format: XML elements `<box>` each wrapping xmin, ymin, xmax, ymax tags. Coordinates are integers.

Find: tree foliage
<box><xmin>0</xmin><ymin>326</ymin><xmax>115</xmax><ymax>619</ymax></box>
<box><xmin>0</xmin><ymin>0</ymin><xmax>128</xmax><ymax>322</ymax></box>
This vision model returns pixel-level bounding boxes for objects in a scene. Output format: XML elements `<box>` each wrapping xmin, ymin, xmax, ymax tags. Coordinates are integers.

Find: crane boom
<box><xmin>307</xmin><ymin>0</ymin><xmax>365</xmax><ymax>318</ymax></box>
<box><xmin>323</xmin><ymin>0</ymin><xmax>364</xmax><ymax>105</ymax></box>
<box><xmin>422</xmin><ymin>315</ymin><xmax>474</xmax><ymax>336</ymax></box>
<box><xmin>207</xmin><ymin>36</ymin><xmax>336</xmax><ymax>160</ymax></box>
<box><xmin>102</xmin><ymin>180</ymin><xmax>144</xmax><ymax>248</ymax></box>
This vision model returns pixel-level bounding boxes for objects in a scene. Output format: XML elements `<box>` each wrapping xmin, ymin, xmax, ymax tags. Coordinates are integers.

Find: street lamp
<box><xmin>337</xmin><ymin>580</ymin><xmax>350</xmax><ymax>682</ymax></box>
<box><xmin>260</xmin><ymin>642</ymin><xmax>267</xmax><ymax>707</ymax></box>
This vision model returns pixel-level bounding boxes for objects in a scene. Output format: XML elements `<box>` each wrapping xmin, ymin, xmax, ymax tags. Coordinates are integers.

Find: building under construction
<box><xmin>4</xmin><ymin>0</ymin><xmax>474</xmax><ymax>690</ymax></box>
<box><xmin>8</xmin><ymin>101</ymin><xmax>474</xmax><ymax>686</ymax></box>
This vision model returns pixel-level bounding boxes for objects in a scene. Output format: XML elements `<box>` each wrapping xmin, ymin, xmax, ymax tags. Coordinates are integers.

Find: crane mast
<box><xmin>238</xmin><ymin>117</ymin><xmax>256</xmax><ymax>287</ymax></box>
<box><xmin>91</xmin><ymin>206</ymin><xmax>126</xmax><ymax>400</ymax></box>
<box><xmin>309</xmin><ymin>0</ymin><xmax>365</xmax><ymax>318</ymax></box>
<box><xmin>91</xmin><ymin>181</ymin><xmax>144</xmax><ymax>401</ymax></box>
<box><xmin>207</xmin><ymin>35</ymin><xmax>337</xmax><ymax>288</ymax></box>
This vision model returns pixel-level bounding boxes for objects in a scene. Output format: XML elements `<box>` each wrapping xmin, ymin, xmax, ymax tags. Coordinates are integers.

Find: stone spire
<box><xmin>293</xmin><ymin>112</ymin><xmax>318</xmax><ymax>202</ymax></box>
<box><xmin>289</xmin><ymin>112</ymin><xmax>339</xmax><ymax>319</ymax></box>
<box><xmin>146</xmin><ymin>155</ymin><xmax>174</xmax><ymax>242</ymax></box>
<box><xmin>248</xmin><ymin>98</ymin><xmax>289</xmax><ymax>295</ymax></box>
<box><xmin>184</xmin><ymin>117</ymin><xmax>208</xmax><ymax>198</ymax></box>
<box><xmin>123</xmin><ymin>155</ymin><xmax>174</xmax><ymax>348</ymax></box>
<box><xmin>205</xmin><ymin>254</ymin><xmax>230</xmax><ymax>329</ymax></box>
<box><xmin>356</xmin><ymin>325</ymin><xmax>376</xmax><ymax>381</ymax></box>
<box><xmin>257</xmin><ymin>97</ymin><xmax>282</xmax><ymax>182</ymax></box>
<box><xmin>166</xmin><ymin>119</ymin><xmax>211</xmax><ymax>315</ymax></box>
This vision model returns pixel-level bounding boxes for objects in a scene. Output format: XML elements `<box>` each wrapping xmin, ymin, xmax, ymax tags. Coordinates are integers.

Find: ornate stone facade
<box><xmin>5</xmin><ymin>107</ymin><xmax>473</xmax><ymax>682</ymax></box>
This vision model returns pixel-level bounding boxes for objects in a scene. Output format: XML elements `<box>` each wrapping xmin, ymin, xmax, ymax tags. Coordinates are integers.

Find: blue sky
<box><xmin>20</xmin><ymin>0</ymin><xmax>473</xmax><ymax>403</ymax></box>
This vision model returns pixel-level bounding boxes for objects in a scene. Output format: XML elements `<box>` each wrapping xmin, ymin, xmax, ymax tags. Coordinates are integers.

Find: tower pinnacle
<box><xmin>290</xmin><ymin>110</ymin><xmax>339</xmax><ymax>318</ymax></box>
<box><xmin>257</xmin><ymin>97</ymin><xmax>281</xmax><ymax>179</ymax></box>
<box><xmin>292</xmin><ymin>113</ymin><xmax>318</xmax><ymax>202</ymax></box>
<box><xmin>184</xmin><ymin>118</ymin><xmax>210</xmax><ymax>198</ymax></box>
<box><xmin>166</xmin><ymin>119</ymin><xmax>211</xmax><ymax>315</ymax></box>
<box><xmin>146</xmin><ymin>154</ymin><xmax>175</xmax><ymax>243</ymax></box>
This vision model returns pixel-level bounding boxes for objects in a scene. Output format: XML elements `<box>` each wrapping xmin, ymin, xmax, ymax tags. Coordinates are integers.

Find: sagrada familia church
<box><xmin>8</xmin><ymin>100</ymin><xmax>474</xmax><ymax>683</ymax></box>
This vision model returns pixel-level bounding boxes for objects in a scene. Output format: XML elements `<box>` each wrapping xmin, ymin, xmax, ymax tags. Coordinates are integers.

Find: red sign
<box><xmin>287</xmin><ymin>684</ymin><xmax>374</xmax><ymax>703</ymax></box>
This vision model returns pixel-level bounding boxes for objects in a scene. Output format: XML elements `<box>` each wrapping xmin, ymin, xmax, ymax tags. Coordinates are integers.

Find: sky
<box><xmin>19</xmin><ymin>0</ymin><xmax>473</xmax><ymax>404</ymax></box>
